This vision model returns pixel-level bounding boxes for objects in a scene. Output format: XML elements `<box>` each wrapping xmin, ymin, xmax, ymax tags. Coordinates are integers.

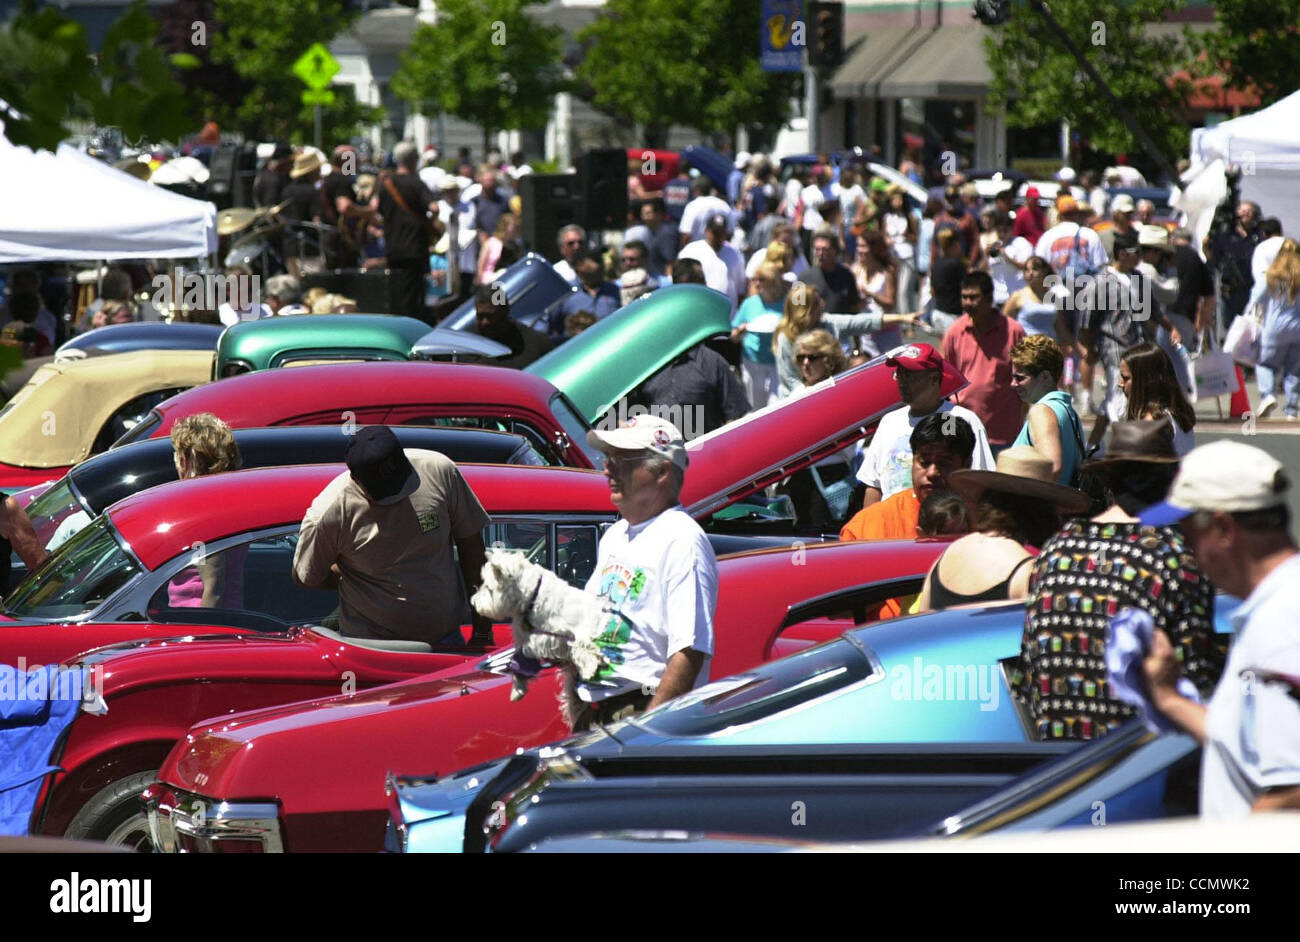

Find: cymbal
<box><xmin>217</xmin><ymin>207</ymin><xmax>259</xmax><ymax>236</ymax></box>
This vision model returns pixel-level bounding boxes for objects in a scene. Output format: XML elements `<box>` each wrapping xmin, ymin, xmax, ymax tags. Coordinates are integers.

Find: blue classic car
<box><xmin>56</xmin><ymin>322</ymin><xmax>224</xmax><ymax>360</ymax></box>
<box><xmin>389</xmin><ymin>598</ymin><xmax>1234</xmax><ymax>853</ymax></box>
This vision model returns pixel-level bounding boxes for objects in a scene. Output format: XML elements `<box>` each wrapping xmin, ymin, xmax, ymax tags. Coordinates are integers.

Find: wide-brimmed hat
<box><xmin>1138</xmin><ymin>224</ymin><xmax>1172</xmax><ymax>252</ymax></box>
<box><xmin>290</xmin><ymin>151</ymin><xmax>323</xmax><ymax>179</ymax></box>
<box><xmin>1141</xmin><ymin>440</ymin><xmax>1288</xmax><ymax>527</ymax></box>
<box><xmin>948</xmin><ymin>446</ymin><xmax>1092</xmax><ymax>514</ymax></box>
<box><xmin>1084</xmin><ymin>418</ymin><xmax>1181</xmax><ymax>469</ymax></box>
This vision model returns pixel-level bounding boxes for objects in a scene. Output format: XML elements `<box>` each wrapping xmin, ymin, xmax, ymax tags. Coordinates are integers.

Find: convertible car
<box><xmin>143</xmin><ymin>539</ymin><xmax>949</xmax><ymax>852</ymax></box>
<box><xmin>55</xmin><ymin>322</ymin><xmax>224</xmax><ymax>360</ymax></box>
<box><xmin>0</xmin><ymin>349</ymin><xmax>212</xmax><ymax>489</ymax></box>
<box><xmin>6</xmin><ymin>424</ymin><xmax>552</xmax><ymax>586</ymax></box>
<box><xmin>383</xmin><ymin>597</ymin><xmax>1234</xmax><ymax>853</ymax></box>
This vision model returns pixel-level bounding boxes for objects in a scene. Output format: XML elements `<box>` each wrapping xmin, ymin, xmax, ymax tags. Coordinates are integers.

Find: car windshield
<box><xmin>548</xmin><ymin>393</ymin><xmax>600</xmax><ymax>465</ymax></box>
<box><xmin>22</xmin><ymin>477</ymin><xmax>88</xmax><ymax>550</ymax></box>
<box><xmin>109</xmin><ymin>408</ymin><xmax>162</xmax><ymax>449</ymax></box>
<box><xmin>3</xmin><ymin>515</ymin><xmax>141</xmax><ymax>619</ymax></box>
<box><xmin>632</xmin><ymin>636</ymin><xmax>881</xmax><ymax>737</ymax></box>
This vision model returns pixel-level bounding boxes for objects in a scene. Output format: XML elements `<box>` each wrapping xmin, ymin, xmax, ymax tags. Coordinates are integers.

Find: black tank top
<box><xmin>929</xmin><ymin>555</ymin><xmax>1032</xmax><ymax>610</ymax></box>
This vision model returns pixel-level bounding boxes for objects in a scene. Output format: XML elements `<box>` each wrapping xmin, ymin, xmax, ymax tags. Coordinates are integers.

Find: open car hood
<box><xmin>439</xmin><ymin>253</ymin><xmax>574</xmax><ymax>333</ymax></box>
<box><xmin>678</xmin><ymin>355</ymin><xmax>967</xmax><ymax>520</ymax></box>
<box><xmin>527</xmin><ymin>284</ymin><xmax>733</xmax><ymax>424</ymax></box>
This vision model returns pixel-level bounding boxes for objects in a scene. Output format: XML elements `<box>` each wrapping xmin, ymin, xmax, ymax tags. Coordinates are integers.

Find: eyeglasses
<box><xmin>796</xmin><ymin>353</ymin><xmax>827</xmax><ymax>364</ymax></box>
<box><xmin>600</xmin><ymin>453</ymin><xmax>650</xmax><ymax>472</ymax></box>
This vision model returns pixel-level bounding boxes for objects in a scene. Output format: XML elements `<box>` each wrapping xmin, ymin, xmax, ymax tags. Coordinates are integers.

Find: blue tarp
<box><xmin>0</xmin><ymin>665</ymin><xmax>89</xmax><ymax>835</ymax></box>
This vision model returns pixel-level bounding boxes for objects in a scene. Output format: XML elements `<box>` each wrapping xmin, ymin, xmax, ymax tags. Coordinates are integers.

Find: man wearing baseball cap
<box><xmin>677</xmin><ymin>212</ymin><xmax>746</xmax><ymax>312</ymax></box>
<box><xmin>853</xmin><ymin>341</ymin><xmax>994</xmax><ymax>513</ymax></box>
<box><xmin>576</xmin><ymin>414</ymin><xmax>718</xmax><ymax>730</ymax></box>
<box><xmin>1141</xmin><ymin>440</ymin><xmax>1300</xmax><ymax>817</ymax></box>
<box><xmin>293</xmin><ymin>426</ymin><xmax>493</xmax><ymax>647</ymax></box>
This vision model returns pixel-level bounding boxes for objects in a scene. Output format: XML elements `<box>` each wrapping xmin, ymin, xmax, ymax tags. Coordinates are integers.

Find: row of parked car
<box><xmin>2</xmin><ymin>280</ymin><xmax>1226</xmax><ymax>852</ymax></box>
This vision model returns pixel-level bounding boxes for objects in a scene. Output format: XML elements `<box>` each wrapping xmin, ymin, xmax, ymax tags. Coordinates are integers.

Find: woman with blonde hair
<box><xmin>475</xmin><ymin>212</ymin><xmax>519</xmax><ymax>285</ymax></box>
<box><xmin>784</xmin><ymin>328</ymin><xmax>855</xmax><ymax>528</ymax></box>
<box><xmin>168</xmin><ymin>413</ymin><xmax>246</xmax><ymax>610</ymax></box>
<box><xmin>772</xmin><ymin>281</ymin><xmax>918</xmax><ymax>395</ymax></box>
<box><xmin>1255</xmin><ymin>238</ymin><xmax>1300</xmax><ymax>420</ymax></box>
<box><xmin>732</xmin><ymin>261</ymin><xmax>787</xmax><ymax>407</ymax></box>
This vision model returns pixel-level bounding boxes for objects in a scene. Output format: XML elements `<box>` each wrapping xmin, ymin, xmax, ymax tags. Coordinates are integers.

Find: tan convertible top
<box><xmin>0</xmin><ymin>348</ymin><xmax>213</xmax><ymax>468</ymax></box>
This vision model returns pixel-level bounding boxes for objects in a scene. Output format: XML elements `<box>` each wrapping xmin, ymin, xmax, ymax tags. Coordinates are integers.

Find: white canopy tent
<box><xmin>1190</xmin><ymin>90</ymin><xmax>1300</xmax><ymax>235</ymax></box>
<box><xmin>0</xmin><ymin>132</ymin><xmax>217</xmax><ymax>263</ymax></box>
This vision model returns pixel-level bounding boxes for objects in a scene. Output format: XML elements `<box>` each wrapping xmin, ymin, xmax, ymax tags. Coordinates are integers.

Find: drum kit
<box><xmin>217</xmin><ymin>201</ymin><xmax>333</xmax><ymax>278</ymax></box>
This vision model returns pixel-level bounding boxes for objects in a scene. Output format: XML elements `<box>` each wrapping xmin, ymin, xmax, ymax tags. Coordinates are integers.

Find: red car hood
<box><xmin>0</xmin><ymin>621</ymin><xmax>248</xmax><ymax>669</ymax></box>
<box><xmin>0</xmin><ymin>462</ymin><xmax>67</xmax><ymax>491</ymax></box>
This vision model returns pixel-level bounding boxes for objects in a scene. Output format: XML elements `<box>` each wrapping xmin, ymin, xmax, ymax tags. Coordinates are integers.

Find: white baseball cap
<box><xmin>1140</xmin><ymin>441</ymin><xmax>1289</xmax><ymax>526</ymax></box>
<box><xmin>587</xmin><ymin>414</ymin><xmax>689</xmax><ymax>471</ymax></box>
<box><xmin>1111</xmin><ymin>194</ymin><xmax>1136</xmax><ymax>214</ymax></box>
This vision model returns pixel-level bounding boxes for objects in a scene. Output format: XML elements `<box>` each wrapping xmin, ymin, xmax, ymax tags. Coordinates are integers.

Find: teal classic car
<box><xmin>213</xmin><ymin>315</ymin><xmax>509</xmax><ymax>379</ymax></box>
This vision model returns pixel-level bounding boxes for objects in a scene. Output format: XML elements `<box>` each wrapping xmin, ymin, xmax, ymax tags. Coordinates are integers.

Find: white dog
<box><xmin>471</xmin><ymin>549</ymin><xmax>610</xmax><ymax>727</ymax></box>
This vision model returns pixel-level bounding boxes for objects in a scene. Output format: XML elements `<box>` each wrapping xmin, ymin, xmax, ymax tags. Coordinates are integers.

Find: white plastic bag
<box><xmin>1194</xmin><ymin>331</ymin><xmax>1240</xmax><ymax>398</ymax></box>
<box><xmin>1224</xmin><ymin>313</ymin><xmax>1262</xmax><ymax>366</ymax></box>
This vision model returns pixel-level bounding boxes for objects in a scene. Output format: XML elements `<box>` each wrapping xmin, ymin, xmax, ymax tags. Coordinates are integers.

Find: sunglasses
<box><xmin>796</xmin><ymin>353</ymin><xmax>827</xmax><ymax>364</ymax></box>
<box><xmin>600</xmin><ymin>453</ymin><xmax>651</xmax><ymax>472</ymax></box>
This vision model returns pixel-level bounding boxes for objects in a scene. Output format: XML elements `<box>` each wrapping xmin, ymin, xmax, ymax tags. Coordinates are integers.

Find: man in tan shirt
<box><xmin>293</xmin><ymin>426</ymin><xmax>493</xmax><ymax>646</ymax></box>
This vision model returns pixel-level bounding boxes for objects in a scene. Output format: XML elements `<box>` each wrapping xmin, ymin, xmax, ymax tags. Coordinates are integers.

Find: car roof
<box><xmin>69</xmin><ymin>425</ymin><xmax>542</xmax><ymax>515</ymax></box>
<box><xmin>107</xmin><ymin>463</ymin><xmax>612</xmax><ymax>570</ymax></box>
<box><xmin>56</xmin><ymin>321</ymin><xmax>224</xmax><ymax>356</ymax></box>
<box><xmin>0</xmin><ymin>349</ymin><xmax>213</xmax><ymax>468</ymax></box>
<box><xmin>146</xmin><ymin>361</ymin><xmax>561</xmax><ymax>436</ymax></box>
<box><xmin>216</xmin><ymin>314</ymin><xmax>432</xmax><ymax>369</ymax></box>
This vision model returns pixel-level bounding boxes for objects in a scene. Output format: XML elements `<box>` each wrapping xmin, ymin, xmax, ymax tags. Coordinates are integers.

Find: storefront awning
<box><xmin>873</xmin><ymin>27</ymin><xmax>992</xmax><ymax>99</ymax></box>
<box><xmin>827</xmin><ymin>27</ymin><xmax>933</xmax><ymax>98</ymax></box>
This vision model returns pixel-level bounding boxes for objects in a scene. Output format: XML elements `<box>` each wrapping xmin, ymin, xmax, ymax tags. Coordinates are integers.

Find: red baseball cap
<box><xmin>885</xmin><ymin>343</ymin><xmax>945</xmax><ymax>372</ymax></box>
<box><xmin>1024</xmin><ymin>185</ymin><xmax>1041</xmax><ymax>200</ymax></box>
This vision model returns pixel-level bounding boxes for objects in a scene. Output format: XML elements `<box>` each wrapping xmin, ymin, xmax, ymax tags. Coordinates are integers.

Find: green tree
<box><xmin>391</xmin><ymin>0</ymin><xmax>566</xmax><ymax>155</ymax></box>
<box><xmin>0</xmin><ymin>0</ymin><xmax>195</xmax><ymax>152</ymax></box>
<box><xmin>207</xmin><ymin>0</ymin><xmax>381</xmax><ymax>143</ymax></box>
<box><xmin>1186</xmin><ymin>1</ymin><xmax>1300</xmax><ymax>108</ymax></box>
<box><xmin>576</xmin><ymin>0</ymin><xmax>796</xmax><ymax>147</ymax></box>
<box><xmin>983</xmin><ymin>0</ymin><xmax>1193</xmax><ymax>166</ymax></box>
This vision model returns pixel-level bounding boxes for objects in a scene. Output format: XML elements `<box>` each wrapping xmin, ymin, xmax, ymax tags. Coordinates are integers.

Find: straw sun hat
<box><xmin>947</xmin><ymin>446</ymin><xmax>1091</xmax><ymax>514</ymax></box>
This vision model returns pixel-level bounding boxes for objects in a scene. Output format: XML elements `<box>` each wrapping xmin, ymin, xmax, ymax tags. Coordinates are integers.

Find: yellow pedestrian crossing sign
<box><xmin>292</xmin><ymin>43</ymin><xmax>340</xmax><ymax>90</ymax></box>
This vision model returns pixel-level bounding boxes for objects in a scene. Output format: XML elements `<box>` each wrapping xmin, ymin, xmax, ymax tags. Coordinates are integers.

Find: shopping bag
<box><xmin>809</xmin><ymin>462</ymin><xmax>854</xmax><ymax>522</ymax></box>
<box><xmin>1194</xmin><ymin>331</ymin><xmax>1240</xmax><ymax>398</ymax></box>
<box><xmin>1223</xmin><ymin>313</ymin><xmax>1262</xmax><ymax>366</ymax></box>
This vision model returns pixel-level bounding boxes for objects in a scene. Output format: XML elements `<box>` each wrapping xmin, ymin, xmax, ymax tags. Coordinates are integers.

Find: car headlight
<box><xmin>144</xmin><ymin>784</ymin><xmax>284</xmax><ymax>853</ymax></box>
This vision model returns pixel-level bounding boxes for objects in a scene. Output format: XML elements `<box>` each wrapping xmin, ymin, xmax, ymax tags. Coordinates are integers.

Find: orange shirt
<box><xmin>840</xmin><ymin>488</ymin><xmax>922</xmax><ymax>542</ymax></box>
<box><xmin>839</xmin><ymin>489</ymin><xmax>922</xmax><ymax>622</ymax></box>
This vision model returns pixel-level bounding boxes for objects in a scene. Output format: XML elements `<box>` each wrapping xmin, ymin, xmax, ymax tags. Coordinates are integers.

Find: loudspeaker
<box><xmin>576</xmin><ymin>148</ymin><xmax>629</xmax><ymax>233</ymax></box>
<box><xmin>206</xmin><ymin>145</ymin><xmax>239</xmax><ymax>209</ymax></box>
<box><xmin>519</xmin><ymin>173</ymin><xmax>579</xmax><ymax>262</ymax></box>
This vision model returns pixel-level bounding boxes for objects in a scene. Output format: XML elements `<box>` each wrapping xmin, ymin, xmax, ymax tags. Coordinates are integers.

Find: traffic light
<box><xmin>806</xmin><ymin>1</ymin><xmax>844</xmax><ymax>69</ymax></box>
<box><xmin>972</xmin><ymin>0</ymin><xmax>1012</xmax><ymax>25</ymax></box>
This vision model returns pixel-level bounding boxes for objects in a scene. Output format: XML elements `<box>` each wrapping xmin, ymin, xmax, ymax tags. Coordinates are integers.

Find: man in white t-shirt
<box><xmin>574</xmin><ymin>414</ymin><xmax>718</xmax><ymax>731</ymax></box>
<box><xmin>552</xmin><ymin>224</ymin><xmax>586</xmax><ymax>283</ymax></box>
<box><xmin>1245</xmin><ymin>217</ymin><xmax>1284</xmax><ymax>317</ymax></box>
<box><xmin>678</xmin><ymin>177</ymin><xmax>731</xmax><ymax>247</ymax></box>
<box><xmin>1034</xmin><ymin>196</ymin><xmax>1109</xmax><ymax>281</ymax></box>
<box><xmin>855</xmin><ymin>342</ymin><xmax>994</xmax><ymax>507</ymax></box>
<box><xmin>1141</xmin><ymin>441</ymin><xmax>1300</xmax><ymax>818</ymax></box>
<box><xmin>678</xmin><ymin>213</ymin><xmax>746</xmax><ymax>312</ymax></box>
<box><xmin>986</xmin><ymin>213</ymin><xmax>1033</xmax><ymax>305</ymax></box>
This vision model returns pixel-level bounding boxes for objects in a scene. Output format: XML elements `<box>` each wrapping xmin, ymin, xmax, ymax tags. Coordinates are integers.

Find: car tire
<box><xmin>64</xmin><ymin>770</ymin><xmax>159</xmax><ymax>851</ymax></box>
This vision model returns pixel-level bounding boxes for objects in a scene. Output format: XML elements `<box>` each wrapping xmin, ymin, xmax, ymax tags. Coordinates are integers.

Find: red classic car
<box><xmin>110</xmin><ymin>361</ymin><xmax>600</xmax><ymax>469</ymax></box>
<box><xmin>147</xmin><ymin>539</ymin><xmax>948</xmax><ymax>852</ymax></box>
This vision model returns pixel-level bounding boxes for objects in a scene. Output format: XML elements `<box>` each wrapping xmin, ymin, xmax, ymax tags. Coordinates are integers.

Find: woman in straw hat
<box><xmin>917</xmin><ymin>445</ymin><xmax>1091</xmax><ymax>612</ymax></box>
<box><xmin>1011</xmin><ymin>419</ymin><xmax>1224</xmax><ymax>741</ymax></box>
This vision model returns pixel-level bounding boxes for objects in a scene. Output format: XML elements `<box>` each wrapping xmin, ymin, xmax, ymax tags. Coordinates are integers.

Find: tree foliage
<box><xmin>392</xmin><ymin>0</ymin><xmax>566</xmax><ymax>153</ymax></box>
<box><xmin>983</xmin><ymin>0</ymin><xmax>1193</xmax><ymax>164</ymax></box>
<box><xmin>575</xmin><ymin>0</ymin><xmax>796</xmax><ymax>146</ymax></box>
<box><xmin>206</xmin><ymin>0</ymin><xmax>381</xmax><ymax>143</ymax></box>
<box><xmin>0</xmin><ymin>0</ymin><xmax>195</xmax><ymax>152</ymax></box>
<box><xmin>1185</xmin><ymin>0</ymin><xmax>1300</xmax><ymax>108</ymax></box>
<box><xmin>152</xmin><ymin>0</ymin><xmax>250</xmax><ymax>130</ymax></box>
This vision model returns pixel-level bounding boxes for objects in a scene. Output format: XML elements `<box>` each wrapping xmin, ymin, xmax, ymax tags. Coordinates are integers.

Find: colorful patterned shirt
<box><xmin>1012</xmin><ymin>520</ymin><xmax>1224</xmax><ymax>741</ymax></box>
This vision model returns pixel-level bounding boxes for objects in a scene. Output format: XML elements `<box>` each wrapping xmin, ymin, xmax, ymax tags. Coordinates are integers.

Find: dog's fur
<box><xmin>471</xmin><ymin>549</ymin><xmax>609</xmax><ymax>727</ymax></box>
